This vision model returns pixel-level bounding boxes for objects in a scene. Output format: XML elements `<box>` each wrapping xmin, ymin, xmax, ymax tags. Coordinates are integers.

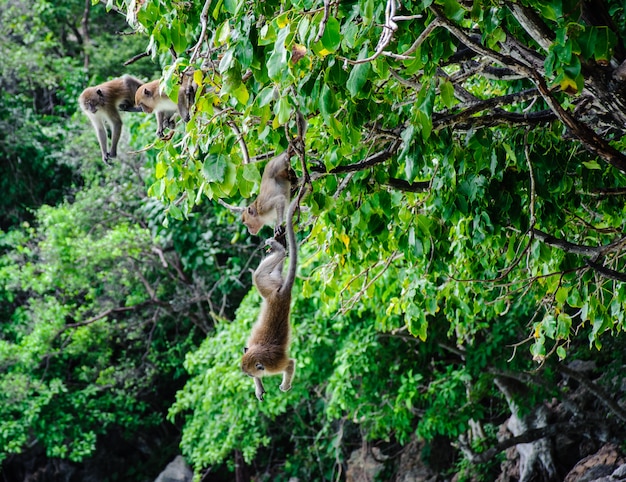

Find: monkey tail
<box><xmin>281</xmin><ymin>182</ymin><xmax>308</xmax><ymax>295</ymax></box>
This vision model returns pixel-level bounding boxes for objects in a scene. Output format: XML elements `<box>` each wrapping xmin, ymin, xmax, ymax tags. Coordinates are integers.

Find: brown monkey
<box><xmin>177</xmin><ymin>68</ymin><xmax>198</xmax><ymax>123</ymax></box>
<box><xmin>134</xmin><ymin>79</ymin><xmax>178</xmax><ymax>138</ymax></box>
<box><xmin>241</xmin><ymin>192</ymin><xmax>302</xmax><ymax>401</ymax></box>
<box><xmin>242</xmin><ymin>150</ymin><xmax>296</xmax><ymax>238</ymax></box>
<box><xmin>79</xmin><ymin>75</ymin><xmax>144</xmax><ymax>162</ymax></box>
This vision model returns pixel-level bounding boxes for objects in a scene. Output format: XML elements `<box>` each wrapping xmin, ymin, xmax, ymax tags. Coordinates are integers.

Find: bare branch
<box><xmin>531</xmin><ymin>229</ymin><xmax>601</xmax><ymax>256</ymax></box>
<box><xmin>384</xmin><ymin>178</ymin><xmax>429</xmax><ymax>192</ymax></box>
<box><xmin>586</xmin><ymin>259</ymin><xmax>626</xmax><ymax>282</ymax></box>
<box><xmin>190</xmin><ymin>0</ymin><xmax>211</xmax><ymax>64</ymax></box>
<box><xmin>329</xmin><ymin>138</ymin><xmax>403</xmax><ymax>174</ymax></box>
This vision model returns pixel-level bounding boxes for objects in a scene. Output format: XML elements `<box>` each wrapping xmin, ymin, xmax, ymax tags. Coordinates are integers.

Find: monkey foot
<box><xmin>279</xmin><ymin>384</ymin><xmax>292</xmax><ymax>392</ymax></box>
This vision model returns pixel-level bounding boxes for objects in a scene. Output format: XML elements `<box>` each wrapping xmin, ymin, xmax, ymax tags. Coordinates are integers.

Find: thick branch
<box><xmin>329</xmin><ymin>138</ymin><xmax>403</xmax><ymax>174</ymax></box>
<box><xmin>469</xmin><ymin>422</ymin><xmax>588</xmax><ymax>463</ymax></box>
<box><xmin>530</xmin><ymin>73</ymin><xmax>626</xmax><ymax>174</ymax></box>
<box><xmin>506</xmin><ymin>2</ymin><xmax>554</xmax><ymax>52</ymax></box>
<box><xmin>532</xmin><ymin>229</ymin><xmax>600</xmax><ymax>256</ymax></box>
<box><xmin>533</xmin><ymin>229</ymin><xmax>626</xmax><ymax>260</ymax></box>
<box><xmin>385</xmin><ymin>178</ymin><xmax>429</xmax><ymax>192</ymax></box>
<box><xmin>586</xmin><ymin>259</ymin><xmax>626</xmax><ymax>282</ymax></box>
<box><xmin>434</xmin><ymin>108</ymin><xmax>555</xmax><ymax>130</ymax></box>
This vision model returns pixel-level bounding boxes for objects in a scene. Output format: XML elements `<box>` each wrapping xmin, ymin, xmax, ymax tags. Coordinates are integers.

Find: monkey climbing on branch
<box><xmin>218</xmin><ymin>150</ymin><xmax>297</xmax><ymax>239</ymax></box>
<box><xmin>241</xmin><ymin>186</ymin><xmax>306</xmax><ymax>401</ymax></box>
<box><xmin>79</xmin><ymin>75</ymin><xmax>144</xmax><ymax>162</ymax></box>
<box><xmin>242</xmin><ymin>149</ymin><xmax>298</xmax><ymax>238</ymax></box>
<box><xmin>135</xmin><ymin>79</ymin><xmax>179</xmax><ymax>138</ymax></box>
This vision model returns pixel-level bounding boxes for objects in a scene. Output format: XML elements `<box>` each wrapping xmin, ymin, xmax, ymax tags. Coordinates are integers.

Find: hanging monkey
<box><xmin>241</xmin><ymin>191</ymin><xmax>303</xmax><ymax>401</ymax></box>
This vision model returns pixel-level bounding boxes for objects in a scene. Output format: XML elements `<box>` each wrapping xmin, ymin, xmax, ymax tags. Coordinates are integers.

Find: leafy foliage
<box><xmin>4</xmin><ymin>0</ymin><xmax>626</xmax><ymax>480</ymax></box>
<box><xmin>119</xmin><ymin>0</ymin><xmax>626</xmax><ymax>477</ymax></box>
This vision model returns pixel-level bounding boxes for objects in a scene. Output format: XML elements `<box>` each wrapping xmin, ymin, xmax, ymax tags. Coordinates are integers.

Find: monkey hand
<box><xmin>274</xmin><ymin>224</ymin><xmax>286</xmax><ymax>238</ymax></box>
<box><xmin>253</xmin><ymin>377</ymin><xmax>266</xmax><ymax>401</ymax></box>
<box><xmin>264</xmin><ymin>238</ymin><xmax>285</xmax><ymax>254</ymax></box>
<box><xmin>274</xmin><ymin>225</ymin><xmax>287</xmax><ymax>248</ymax></box>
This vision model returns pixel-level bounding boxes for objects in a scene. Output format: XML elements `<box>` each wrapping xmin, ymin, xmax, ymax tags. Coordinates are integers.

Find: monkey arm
<box><xmin>254</xmin><ymin>377</ymin><xmax>266</xmax><ymax>401</ymax></box>
<box><xmin>90</xmin><ymin>117</ymin><xmax>109</xmax><ymax>162</ymax></box>
<box><xmin>108</xmin><ymin>121</ymin><xmax>123</xmax><ymax>159</ymax></box>
<box><xmin>156</xmin><ymin>111</ymin><xmax>166</xmax><ymax>137</ymax></box>
<box><xmin>118</xmin><ymin>102</ymin><xmax>143</xmax><ymax>113</ymax></box>
<box><xmin>279</xmin><ymin>359</ymin><xmax>296</xmax><ymax>392</ymax></box>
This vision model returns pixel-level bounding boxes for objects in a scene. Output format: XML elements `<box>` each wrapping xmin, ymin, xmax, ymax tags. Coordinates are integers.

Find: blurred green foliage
<box><xmin>3</xmin><ymin>0</ymin><xmax>626</xmax><ymax>480</ymax></box>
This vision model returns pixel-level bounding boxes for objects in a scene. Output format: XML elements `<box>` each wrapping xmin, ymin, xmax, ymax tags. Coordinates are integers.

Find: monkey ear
<box><xmin>255</xmin><ymin>363</ymin><xmax>265</xmax><ymax>371</ymax></box>
<box><xmin>243</xmin><ymin>347</ymin><xmax>248</xmax><ymax>353</ymax></box>
<box><xmin>96</xmin><ymin>88</ymin><xmax>104</xmax><ymax>97</ymax></box>
<box><xmin>247</xmin><ymin>206</ymin><xmax>256</xmax><ymax>216</ymax></box>
<box><xmin>145</xmin><ymin>88</ymin><xmax>153</xmax><ymax>97</ymax></box>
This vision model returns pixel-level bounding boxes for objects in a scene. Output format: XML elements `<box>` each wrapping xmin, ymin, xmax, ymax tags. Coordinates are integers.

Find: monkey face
<box><xmin>241</xmin><ymin>348</ymin><xmax>266</xmax><ymax>377</ymax></box>
<box><xmin>135</xmin><ymin>86</ymin><xmax>156</xmax><ymax>113</ymax></box>
<box><xmin>79</xmin><ymin>88</ymin><xmax>103</xmax><ymax>113</ymax></box>
<box><xmin>242</xmin><ymin>206</ymin><xmax>263</xmax><ymax>235</ymax></box>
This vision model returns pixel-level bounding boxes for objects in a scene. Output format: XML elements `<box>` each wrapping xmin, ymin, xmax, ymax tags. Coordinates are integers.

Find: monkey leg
<box><xmin>108</xmin><ymin>115</ymin><xmax>123</xmax><ymax>158</ymax></box>
<box><xmin>254</xmin><ymin>377</ymin><xmax>266</xmax><ymax>401</ymax></box>
<box><xmin>156</xmin><ymin>112</ymin><xmax>166</xmax><ymax>137</ymax></box>
<box><xmin>279</xmin><ymin>358</ymin><xmax>296</xmax><ymax>392</ymax></box>
<box><xmin>253</xmin><ymin>243</ymin><xmax>286</xmax><ymax>297</ymax></box>
<box><xmin>91</xmin><ymin>119</ymin><xmax>110</xmax><ymax>162</ymax></box>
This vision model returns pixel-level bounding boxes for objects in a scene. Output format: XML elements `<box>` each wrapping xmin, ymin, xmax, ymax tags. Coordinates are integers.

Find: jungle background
<box><xmin>3</xmin><ymin>0</ymin><xmax>626</xmax><ymax>481</ymax></box>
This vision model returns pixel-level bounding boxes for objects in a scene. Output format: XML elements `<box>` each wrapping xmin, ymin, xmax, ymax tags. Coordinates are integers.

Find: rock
<box><xmin>396</xmin><ymin>438</ymin><xmax>437</xmax><ymax>482</ymax></box>
<box><xmin>563</xmin><ymin>444</ymin><xmax>626</xmax><ymax>482</ymax></box>
<box><xmin>154</xmin><ymin>455</ymin><xmax>193</xmax><ymax>482</ymax></box>
<box><xmin>346</xmin><ymin>447</ymin><xmax>388</xmax><ymax>482</ymax></box>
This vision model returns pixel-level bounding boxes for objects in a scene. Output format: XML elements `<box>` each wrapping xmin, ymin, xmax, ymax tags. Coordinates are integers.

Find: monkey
<box><xmin>241</xmin><ymin>149</ymin><xmax>298</xmax><ymax>240</ymax></box>
<box><xmin>177</xmin><ymin>67</ymin><xmax>199</xmax><ymax>123</ymax></box>
<box><xmin>79</xmin><ymin>75</ymin><xmax>144</xmax><ymax>162</ymax></box>
<box><xmin>241</xmin><ymin>190</ymin><xmax>304</xmax><ymax>401</ymax></box>
<box><xmin>134</xmin><ymin>79</ymin><xmax>179</xmax><ymax>138</ymax></box>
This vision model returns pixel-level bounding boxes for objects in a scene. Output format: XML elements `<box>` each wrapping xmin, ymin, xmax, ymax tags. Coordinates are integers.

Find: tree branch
<box><xmin>531</xmin><ymin>229</ymin><xmax>601</xmax><ymax>256</ymax></box>
<box><xmin>586</xmin><ymin>259</ymin><xmax>626</xmax><ymax>282</ymax></box>
<box><xmin>329</xmin><ymin>138</ymin><xmax>403</xmax><ymax>174</ymax></box>
<box><xmin>384</xmin><ymin>178</ymin><xmax>429</xmax><ymax>192</ymax></box>
<box><xmin>466</xmin><ymin>422</ymin><xmax>589</xmax><ymax>463</ymax></box>
<box><xmin>431</xmin><ymin>4</ymin><xmax>626</xmax><ymax>173</ymax></box>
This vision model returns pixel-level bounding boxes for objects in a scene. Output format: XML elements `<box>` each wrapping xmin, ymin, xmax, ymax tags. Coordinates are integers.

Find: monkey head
<box><xmin>135</xmin><ymin>84</ymin><xmax>156</xmax><ymax>114</ymax></box>
<box><xmin>241</xmin><ymin>347</ymin><xmax>266</xmax><ymax>377</ymax></box>
<box><xmin>241</xmin><ymin>204</ymin><xmax>264</xmax><ymax>235</ymax></box>
<box><xmin>79</xmin><ymin>87</ymin><xmax>105</xmax><ymax>113</ymax></box>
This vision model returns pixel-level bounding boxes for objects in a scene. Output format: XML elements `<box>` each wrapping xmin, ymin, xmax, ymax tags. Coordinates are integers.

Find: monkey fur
<box><xmin>242</xmin><ymin>150</ymin><xmax>297</xmax><ymax>239</ymax></box>
<box><xmin>241</xmin><ymin>194</ymin><xmax>301</xmax><ymax>401</ymax></box>
<box><xmin>79</xmin><ymin>75</ymin><xmax>144</xmax><ymax>162</ymax></box>
<box><xmin>135</xmin><ymin>79</ymin><xmax>179</xmax><ymax>138</ymax></box>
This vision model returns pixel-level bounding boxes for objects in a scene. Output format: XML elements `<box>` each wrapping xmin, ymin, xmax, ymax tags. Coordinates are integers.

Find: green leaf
<box><xmin>347</xmin><ymin>45</ymin><xmax>371</xmax><ymax>97</ymax></box>
<box><xmin>268</xmin><ymin>27</ymin><xmax>290</xmax><ymax>81</ymax></box>
<box><xmin>440</xmin><ymin>79</ymin><xmax>455</xmax><ymax>108</ymax></box>
<box><xmin>582</xmin><ymin>160</ymin><xmax>602</xmax><ymax>170</ymax></box>
<box><xmin>319</xmin><ymin>16</ymin><xmax>341</xmax><ymax>54</ymax></box>
<box><xmin>202</xmin><ymin>155</ymin><xmax>227</xmax><ymax>183</ymax></box>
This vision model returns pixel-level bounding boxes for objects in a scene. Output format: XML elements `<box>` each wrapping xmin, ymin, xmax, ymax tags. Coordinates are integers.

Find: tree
<box><xmin>7</xmin><ymin>0</ymin><xmax>626</xmax><ymax>479</ymax></box>
<box><xmin>121</xmin><ymin>0</ymin><xmax>626</xmax><ymax>478</ymax></box>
